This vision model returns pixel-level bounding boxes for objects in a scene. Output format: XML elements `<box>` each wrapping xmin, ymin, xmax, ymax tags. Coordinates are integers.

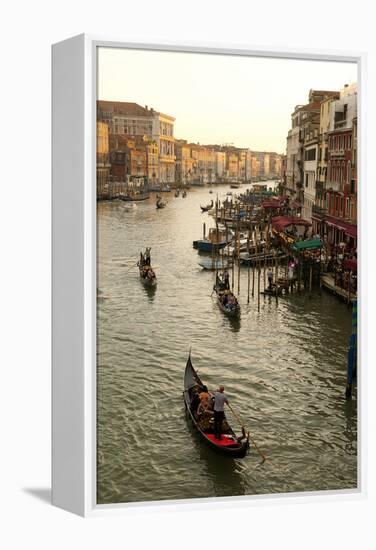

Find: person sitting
<box><xmin>197</xmin><ymin>386</ymin><xmax>212</xmax><ymax>415</ymax></box>
<box><xmin>190</xmin><ymin>389</ymin><xmax>201</xmax><ymax>416</ymax></box>
<box><xmin>222</xmin><ymin>292</ymin><xmax>229</xmax><ymax>306</ymax></box>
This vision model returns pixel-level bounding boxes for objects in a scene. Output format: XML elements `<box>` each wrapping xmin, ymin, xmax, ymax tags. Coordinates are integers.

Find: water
<box><xmin>97</xmin><ymin>182</ymin><xmax>357</xmax><ymax>505</ymax></box>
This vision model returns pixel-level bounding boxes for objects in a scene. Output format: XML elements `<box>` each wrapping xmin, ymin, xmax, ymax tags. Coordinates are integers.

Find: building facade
<box><xmin>96</xmin><ymin>121</ymin><xmax>111</xmax><ymax>195</ymax></box>
<box><xmin>97</xmin><ymin>101</ymin><xmax>176</xmax><ymax>183</ymax></box>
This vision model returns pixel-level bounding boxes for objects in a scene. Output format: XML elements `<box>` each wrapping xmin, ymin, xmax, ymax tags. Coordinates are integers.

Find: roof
<box><xmin>97</xmin><ymin>100</ymin><xmax>151</xmax><ymax>117</ymax></box>
<box><xmin>272</xmin><ymin>216</ymin><xmax>311</xmax><ymax>231</ymax></box>
<box><xmin>325</xmin><ymin>215</ymin><xmax>357</xmax><ymax>238</ymax></box>
<box><xmin>292</xmin><ymin>239</ymin><xmax>323</xmax><ymax>251</ymax></box>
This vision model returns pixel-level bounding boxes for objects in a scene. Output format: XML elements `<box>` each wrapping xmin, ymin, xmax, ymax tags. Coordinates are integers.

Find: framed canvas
<box><xmin>52</xmin><ymin>34</ymin><xmax>366</xmax><ymax>517</ymax></box>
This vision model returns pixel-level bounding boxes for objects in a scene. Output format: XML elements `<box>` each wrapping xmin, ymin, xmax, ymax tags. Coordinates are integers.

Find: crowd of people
<box><xmin>326</xmin><ymin>243</ymin><xmax>357</xmax><ymax>294</ymax></box>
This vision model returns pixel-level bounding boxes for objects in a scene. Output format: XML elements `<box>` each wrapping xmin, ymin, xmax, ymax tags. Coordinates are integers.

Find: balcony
<box><xmin>325</xmin><ymin>181</ymin><xmax>340</xmax><ymax>192</ymax></box>
<box><xmin>312</xmin><ymin>204</ymin><xmax>327</xmax><ymax>217</ymax></box>
<box><xmin>330</xmin><ymin>149</ymin><xmax>345</xmax><ymax>158</ymax></box>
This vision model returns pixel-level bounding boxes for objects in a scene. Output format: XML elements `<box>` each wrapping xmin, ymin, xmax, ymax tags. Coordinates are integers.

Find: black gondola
<box><xmin>137</xmin><ymin>255</ymin><xmax>157</xmax><ymax>287</ymax></box>
<box><xmin>200</xmin><ymin>199</ymin><xmax>213</xmax><ymax>212</ymax></box>
<box><xmin>183</xmin><ymin>353</ymin><xmax>249</xmax><ymax>458</ymax></box>
<box><xmin>213</xmin><ymin>276</ymin><xmax>241</xmax><ymax>317</ymax></box>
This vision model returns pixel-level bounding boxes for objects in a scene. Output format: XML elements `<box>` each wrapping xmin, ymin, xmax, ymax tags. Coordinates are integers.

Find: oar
<box><xmin>227</xmin><ymin>403</ymin><xmax>266</xmax><ymax>462</ymax></box>
<box><xmin>125</xmin><ymin>262</ymin><xmax>138</xmax><ymax>273</ymax></box>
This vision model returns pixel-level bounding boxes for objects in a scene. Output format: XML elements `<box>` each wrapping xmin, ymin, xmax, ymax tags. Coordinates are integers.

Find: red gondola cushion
<box><xmin>205</xmin><ymin>434</ymin><xmax>240</xmax><ymax>447</ymax></box>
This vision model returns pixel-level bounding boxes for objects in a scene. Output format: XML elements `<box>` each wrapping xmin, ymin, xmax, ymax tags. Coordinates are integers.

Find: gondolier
<box><xmin>183</xmin><ymin>353</ymin><xmax>249</xmax><ymax>457</ymax></box>
<box><xmin>213</xmin><ymin>386</ymin><xmax>229</xmax><ymax>440</ymax></box>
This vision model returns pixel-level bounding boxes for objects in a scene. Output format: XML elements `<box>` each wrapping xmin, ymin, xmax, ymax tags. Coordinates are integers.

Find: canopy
<box><xmin>325</xmin><ymin>216</ymin><xmax>357</xmax><ymax>238</ymax></box>
<box><xmin>292</xmin><ymin>239</ymin><xmax>323</xmax><ymax>251</ymax></box>
<box><xmin>344</xmin><ymin>259</ymin><xmax>357</xmax><ymax>272</ymax></box>
<box><xmin>272</xmin><ymin>216</ymin><xmax>311</xmax><ymax>232</ymax></box>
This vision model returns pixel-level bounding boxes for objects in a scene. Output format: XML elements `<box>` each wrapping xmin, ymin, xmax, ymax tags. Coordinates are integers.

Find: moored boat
<box><xmin>183</xmin><ymin>353</ymin><xmax>249</xmax><ymax>458</ymax></box>
<box><xmin>193</xmin><ymin>227</ymin><xmax>231</xmax><ymax>252</ymax></box>
<box><xmin>200</xmin><ymin>199</ymin><xmax>214</xmax><ymax>212</ymax></box>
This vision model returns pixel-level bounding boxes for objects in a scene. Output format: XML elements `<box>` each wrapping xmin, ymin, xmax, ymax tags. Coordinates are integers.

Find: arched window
<box><xmin>347</xmin><ymin>161</ymin><xmax>351</xmax><ymax>184</ymax></box>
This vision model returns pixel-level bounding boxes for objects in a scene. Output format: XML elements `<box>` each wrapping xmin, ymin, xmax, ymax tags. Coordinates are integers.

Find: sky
<box><xmin>97</xmin><ymin>47</ymin><xmax>357</xmax><ymax>154</ymax></box>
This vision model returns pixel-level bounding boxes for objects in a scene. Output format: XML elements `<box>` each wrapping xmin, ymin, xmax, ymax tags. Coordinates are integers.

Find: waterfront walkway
<box><xmin>321</xmin><ymin>273</ymin><xmax>356</xmax><ymax>302</ymax></box>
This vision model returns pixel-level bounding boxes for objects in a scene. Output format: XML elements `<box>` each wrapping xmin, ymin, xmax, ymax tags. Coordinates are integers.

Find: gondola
<box><xmin>213</xmin><ymin>276</ymin><xmax>241</xmax><ymax>317</ymax></box>
<box><xmin>183</xmin><ymin>353</ymin><xmax>249</xmax><ymax>458</ymax></box>
<box><xmin>137</xmin><ymin>259</ymin><xmax>157</xmax><ymax>287</ymax></box>
<box><xmin>200</xmin><ymin>199</ymin><xmax>213</xmax><ymax>212</ymax></box>
<box><xmin>156</xmin><ymin>198</ymin><xmax>167</xmax><ymax>209</ymax></box>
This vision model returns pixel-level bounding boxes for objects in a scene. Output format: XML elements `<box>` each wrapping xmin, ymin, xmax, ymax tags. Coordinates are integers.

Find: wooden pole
<box><xmin>247</xmin><ymin>230</ymin><xmax>251</xmax><ymax>304</ymax></box>
<box><xmin>309</xmin><ymin>261</ymin><xmax>313</xmax><ymax>297</ymax></box>
<box><xmin>257</xmin><ymin>254</ymin><xmax>261</xmax><ymax>313</ymax></box>
<box><xmin>237</xmin><ymin>223</ymin><xmax>241</xmax><ymax>295</ymax></box>
<box><xmin>275</xmin><ymin>253</ymin><xmax>279</xmax><ymax>306</ymax></box>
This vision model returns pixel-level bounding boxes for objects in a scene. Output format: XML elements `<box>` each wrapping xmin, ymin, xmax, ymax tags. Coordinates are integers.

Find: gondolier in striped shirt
<box><xmin>213</xmin><ymin>386</ymin><xmax>229</xmax><ymax>440</ymax></box>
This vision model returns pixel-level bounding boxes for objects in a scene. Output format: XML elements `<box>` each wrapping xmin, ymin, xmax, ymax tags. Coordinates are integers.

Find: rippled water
<box><xmin>97</xmin><ymin>183</ymin><xmax>357</xmax><ymax>505</ymax></box>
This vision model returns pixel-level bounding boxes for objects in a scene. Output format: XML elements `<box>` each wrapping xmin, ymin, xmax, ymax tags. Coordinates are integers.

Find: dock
<box><xmin>321</xmin><ymin>274</ymin><xmax>356</xmax><ymax>302</ymax></box>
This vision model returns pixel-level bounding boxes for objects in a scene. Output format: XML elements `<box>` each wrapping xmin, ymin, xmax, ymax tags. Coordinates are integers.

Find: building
<box><xmin>215</xmin><ymin>151</ymin><xmax>226</xmax><ymax>180</ymax></box>
<box><xmin>285</xmin><ymin>90</ymin><xmax>342</xmax><ymax>217</ymax></box>
<box><xmin>97</xmin><ymin>100</ymin><xmax>176</xmax><ymax>183</ymax></box>
<box><xmin>96</xmin><ymin>121</ymin><xmax>111</xmax><ymax>195</ymax></box>
<box><xmin>175</xmin><ymin>140</ymin><xmax>194</xmax><ymax>185</ymax></box>
<box><xmin>324</xmin><ymin>84</ymin><xmax>357</xmax><ymax>247</ymax></box>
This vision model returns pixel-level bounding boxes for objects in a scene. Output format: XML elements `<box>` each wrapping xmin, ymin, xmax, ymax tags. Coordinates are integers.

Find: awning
<box><xmin>272</xmin><ymin>216</ymin><xmax>311</xmax><ymax>232</ymax></box>
<box><xmin>292</xmin><ymin>239</ymin><xmax>323</xmax><ymax>251</ymax></box>
<box><xmin>325</xmin><ymin>216</ymin><xmax>357</xmax><ymax>238</ymax></box>
<box><xmin>344</xmin><ymin>259</ymin><xmax>357</xmax><ymax>272</ymax></box>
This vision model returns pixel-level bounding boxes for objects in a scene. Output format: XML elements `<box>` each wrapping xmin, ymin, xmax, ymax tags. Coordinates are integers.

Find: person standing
<box><xmin>267</xmin><ymin>267</ymin><xmax>273</xmax><ymax>290</ymax></box>
<box><xmin>223</xmin><ymin>269</ymin><xmax>230</xmax><ymax>290</ymax></box>
<box><xmin>144</xmin><ymin>247</ymin><xmax>151</xmax><ymax>266</ymax></box>
<box><xmin>213</xmin><ymin>386</ymin><xmax>229</xmax><ymax>440</ymax></box>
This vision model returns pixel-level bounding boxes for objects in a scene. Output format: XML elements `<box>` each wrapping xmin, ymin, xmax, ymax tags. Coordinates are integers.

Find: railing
<box><xmin>312</xmin><ymin>205</ymin><xmax>327</xmax><ymax>216</ymax></box>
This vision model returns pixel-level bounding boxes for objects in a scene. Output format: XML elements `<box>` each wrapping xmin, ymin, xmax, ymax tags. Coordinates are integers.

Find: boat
<box><xmin>213</xmin><ymin>276</ymin><xmax>241</xmax><ymax>317</ymax></box>
<box><xmin>197</xmin><ymin>257</ymin><xmax>233</xmax><ymax>271</ymax></box>
<box><xmin>183</xmin><ymin>353</ymin><xmax>249</xmax><ymax>458</ymax></box>
<box><xmin>156</xmin><ymin>197</ymin><xmax>167</xmax><ymax>209</ymax></box>
<box><xmin>230</xmin><ymin>183</ymin><xmax>240</xmax><ymax>189</ymax></box>
<box><xmin>137</xmin><ymin>257</ymin><xmax>157</xmax><ymax>287</ymax></box>
<box><xmin>200</xmin><ymin>200</ymin><xmax>214</xmax><ymax>212</ymax></box>
<box><xmin>122</xmin><ymin>202</ymin><xmax>137</xmax><ymax>211</ymax></box>
<box><xmin>119</xmin><ymin>191</ymin><xmax>150</xmax><ymax>201</ymax></box>
<box><xmin>193</xmin><ymin>227</ymin><xmax>231</xmax><ymax>252</ymax></box>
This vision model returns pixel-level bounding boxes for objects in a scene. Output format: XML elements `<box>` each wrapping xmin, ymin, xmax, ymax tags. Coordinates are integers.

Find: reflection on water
<box><xmin>97</xmin><ymin>183</ymin><xmax>357</xmax><ymax>504</ymax></box>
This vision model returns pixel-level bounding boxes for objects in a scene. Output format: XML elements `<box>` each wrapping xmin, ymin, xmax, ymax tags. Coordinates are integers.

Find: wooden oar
<box><xmin>125</xmin><ymin>262</ymin><xmax>138</xmax><ymax>273</ymax></box>
<box><xmin>227</xmin><ymin>403</ymin><xmax>266</xmax><ymax>462</ymax></box>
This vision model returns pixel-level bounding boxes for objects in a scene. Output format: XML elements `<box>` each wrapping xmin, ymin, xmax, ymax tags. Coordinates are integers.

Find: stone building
<box><xmin>97</xmin><ymin>100</ymin><xmax>176</xmax><ymax>183</ymax></box>
<box><xmin>324</xmin><ymin>84</ymin><xmax>357</xmax><ymax>247</ymax></box>
<box><xmin>96</xmin><ymin>121</ymin><xmax>111</xmax><ymax>195</ymax></box>
<box><xmin>285</xmin><ymin>90</ymin><xmax>341</xmax><ymax>217</ymax></box>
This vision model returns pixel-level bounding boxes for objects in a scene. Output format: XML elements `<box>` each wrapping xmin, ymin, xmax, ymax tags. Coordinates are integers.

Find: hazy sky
<box><xmin>98</xmin><ymin>47</ymin><xmax>357</xmax><ymax>153</ymax></box>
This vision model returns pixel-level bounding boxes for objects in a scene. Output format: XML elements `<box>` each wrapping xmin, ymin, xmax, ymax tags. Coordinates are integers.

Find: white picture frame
<box><xmin>52</xmin><ymin>34</ymin><xmax>366</xmax><ymax>517</ymax></box>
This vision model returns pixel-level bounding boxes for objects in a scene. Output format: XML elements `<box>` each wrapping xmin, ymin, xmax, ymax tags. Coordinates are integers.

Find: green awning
<box><xmin>292</xmin><ymin>239</ymin><xmax>322</xmax><ymax>251</ymax></box>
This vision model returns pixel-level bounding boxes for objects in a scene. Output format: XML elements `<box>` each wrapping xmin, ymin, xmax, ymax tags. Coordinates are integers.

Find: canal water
<box><xmin>97</xmin><ymin>183</ymin><xmax>357</xmax><ymax>505</ymax></box>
